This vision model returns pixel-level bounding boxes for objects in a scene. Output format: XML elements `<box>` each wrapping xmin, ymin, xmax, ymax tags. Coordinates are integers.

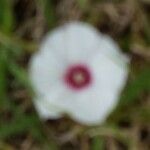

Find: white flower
<box><xmin>29</xmin><ymin>21</ymin><xmax>130</xmax><ymax>125</ymax></box>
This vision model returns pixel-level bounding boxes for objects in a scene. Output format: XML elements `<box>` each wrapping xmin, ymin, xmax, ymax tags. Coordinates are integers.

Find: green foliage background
<box><xmin>0</xmin><ymin>0</ymin><xmax>149</xmax><ymax>149</ymax></box>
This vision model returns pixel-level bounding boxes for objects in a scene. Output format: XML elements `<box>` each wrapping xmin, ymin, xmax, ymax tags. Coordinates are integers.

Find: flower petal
<box><xmin>34</xmin><ymin>96</ymin><xmax>62</xmax><ymax>119</ymax></box>
<box><xmin>90</xmin><ymin>51</ymin><xmax>129</xmax><ymax>93</ymax></box>
<box><xmin>29</xmin><ymin>49</ymin><xmax>65</xmax><ymax>95</ymax></box>
<box><xmin>41</xmin><ymin>22</ymin><xmax>102</xmax><ymax>63</ymax></box>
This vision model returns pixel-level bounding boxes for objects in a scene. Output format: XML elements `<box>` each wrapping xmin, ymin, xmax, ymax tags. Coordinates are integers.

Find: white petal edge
<box><xmin>34</xmin><ymin>96</ymin><xmax>63</xmax><ymax>119</ymax></box>
<box><xmin>40</xmin><ymin>21</ymin><xmax>130</xmax><ymax>64</ymax></box>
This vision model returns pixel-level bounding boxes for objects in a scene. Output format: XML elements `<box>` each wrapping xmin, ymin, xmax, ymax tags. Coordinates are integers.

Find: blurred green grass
<box><xmin>0</xmin><ymin>0</ymin><xmax>150</xmax><ymax>149</ymax></box>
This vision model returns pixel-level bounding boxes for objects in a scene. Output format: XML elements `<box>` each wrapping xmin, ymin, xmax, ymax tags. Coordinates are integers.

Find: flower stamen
<box><xmin>64</xmin><ymin>64</ymin><xmax>92</xmax><ymax>90</ymax></box>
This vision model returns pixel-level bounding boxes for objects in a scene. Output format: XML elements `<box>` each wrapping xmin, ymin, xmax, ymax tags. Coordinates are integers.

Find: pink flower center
<box><xmin>64</xmin><ymin>64</ymin><xmax>92</xmax><ymax>90</ymax></box>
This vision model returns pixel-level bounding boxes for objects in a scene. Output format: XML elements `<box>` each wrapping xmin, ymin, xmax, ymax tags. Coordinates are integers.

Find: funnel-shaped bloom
<box><xmin>29</xmin><ymin>22</ymin><xmax>130</xmax><ymax>125</ymax></box>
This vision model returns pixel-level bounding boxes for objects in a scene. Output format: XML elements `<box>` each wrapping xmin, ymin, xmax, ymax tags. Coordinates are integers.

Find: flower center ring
<box><xmin>64</xmin><ymin>64</ymin><xmax>92</xmax><ymax>90</ymax></box>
